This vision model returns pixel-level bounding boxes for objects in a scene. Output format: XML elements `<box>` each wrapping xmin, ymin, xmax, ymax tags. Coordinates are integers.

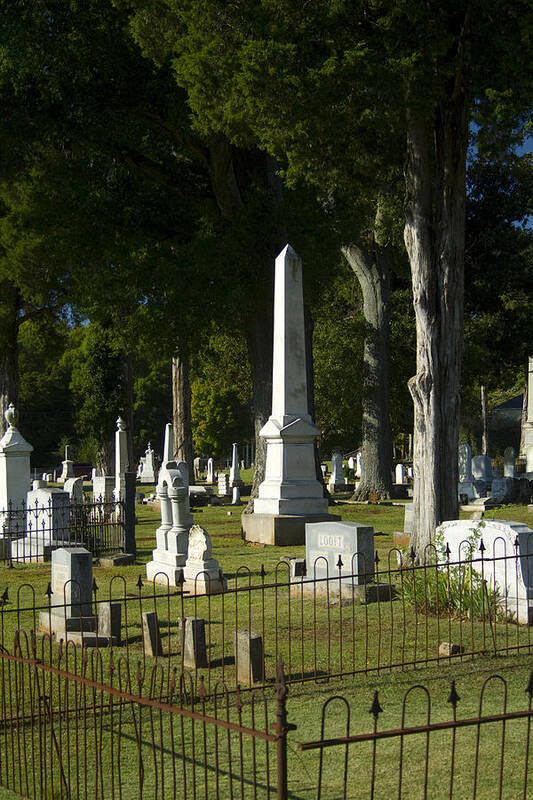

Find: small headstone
<box><xmin>458</xmin><ymin>443</ymin><xmax>473</xmax><ymax>482</ymax></box>
<box><xmin>180</xmin><ymin>617</ymin><xmax>208</xmax><ymax>669</ymax></box>
<box><xmin>472</xmin><ymin>455</ymin><xmax>492</xmax><ymax>483</ymax></box>
<box><xmin>356</xmin><ymin>452</ymin><xmax>362</xmax><ymax>478</ymax></box>
<box><xmin>439</xmin><ymin>642</ymin><xmax>464</xmax><ymax>657</ymax></box>
<box><xmin>491</xmin><ymin>476</ymin><xmax>517</xmax><ymax>503</ymax></box>
<box><xmin>233</xmin><ymin>629</ymin><xmax>264</xmax><ymax>684</ymax></box>
<box><xmin>93</xmin><ymin>476</ymin><xmax>114</xmax><ymax>504</ymax></box>
<box><xmin>328</xmin><ymin>452</ymin><xmax>344</xmax><ymax>492</ymax></box>
<box><xmin>395</xmin><ymin>464</ymin><xmax>406</xmax><ymax>484</ymax></box>
<box><xmin>231</xmin><ymin>486</ymin><xmax>241</xmax><ymax>505</ymax></box>
<box><xmin>348</xmin><ymin>457</ymin><xmax>355</xmax><ymax>470</ymax></box>
<box><xmin>206</xmin><ymin>457</ymin><xmax>214</xmax><ymax>484</ymax></box>
<box><xmin>404</xmin><ymin>504</ymin><xmax>414</xmax><ymax>533</ymax></box>
<box><xmin>182</xmin><ymin>524</ymin><xmax>226</xmax><ymax>594</ymax></box>
<box><xmin>63</xmin><ymin>477</ymin><xmax>83</xmax><ymax>504</ymax></box>
<box><xmin>304</xmin><ymin>521</ymin><xmax>374</xmax><ymax>593</ymax></box>
<box><xmin>98</xmin><ymin>602</ymin><xmax>122</xmax><ymax>644</ymax></box>
<box><xmin>504</xmin><ymin>447</ymin><xmax>516</xmax><ymax>478</ymax></box>
<box><xmin>142</xmin><ymin>611</ymin><xmax>162</xmax><ymax>657</ymax></box>
<box><xmin>139</xmin><ymin>443</ymin><xmax>156</xmax><ymax>484</ymax></box>
<box><xmin>218</xmin><ymin>473</ymin><xmax>230</xmax><ymax>497</ymax></box>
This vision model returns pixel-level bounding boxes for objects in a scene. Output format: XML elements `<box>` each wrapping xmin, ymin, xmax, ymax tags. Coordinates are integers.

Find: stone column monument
<box><xmin>0</xmin><ymin>404</ymin><xmax>33</xmax><ymax>532</ymax></box>
<box><xmin>58</xmin><ymin>444</ymin><xmax>75</xmax><ymax>484</ymax></box>
<box><xmin>229</xmin><ymin>443</ymin><xmax>242</xmax><ymax>487</ymax></box>
<box><xmin>114</xmin><ymin>417</ymin><xmax>128</xmax><ymax>502</ymax></box>
<box><xmin>242</xmin><ymin>245</ymin><xmax>338</xmax><ymax>546</ymax></box>
<box><xmin>522</xmin><ymin>356</ymin><xmax>533</xmax><ymax>457</ymax></box>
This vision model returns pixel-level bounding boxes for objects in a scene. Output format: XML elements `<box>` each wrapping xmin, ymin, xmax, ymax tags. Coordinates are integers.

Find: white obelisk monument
<box><xmin>242</xmin><ymin>245</ymin><xmax>337</xmax><ymax>545</ymax></box>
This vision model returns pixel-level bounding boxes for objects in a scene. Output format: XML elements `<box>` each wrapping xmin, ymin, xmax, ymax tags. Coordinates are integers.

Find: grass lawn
<box><xmin>0</xmin><ymin>480</ymin><xmax>532</xmax><ymax>798</ymax></box>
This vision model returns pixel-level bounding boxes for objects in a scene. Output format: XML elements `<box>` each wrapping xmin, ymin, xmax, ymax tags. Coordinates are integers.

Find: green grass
<box><xmin>0</xmin><ymin>491</ymin><xmax>532</xmax><ymax>798</ymax></box>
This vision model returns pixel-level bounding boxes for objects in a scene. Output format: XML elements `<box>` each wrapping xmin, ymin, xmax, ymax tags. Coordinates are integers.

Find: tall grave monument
<box><xmin>242</xmin><ymin>245</ymin><xmax>338</xmax><ymax>545</ymax></box>
<box><xmin>521</xmin><ymin>356</ymin><xmax>533</xmax><ymax>458</ymax></box>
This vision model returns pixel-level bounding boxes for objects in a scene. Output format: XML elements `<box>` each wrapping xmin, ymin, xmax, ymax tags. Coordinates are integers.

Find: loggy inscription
<box><xmin>318</xmin><ymin>533</ymin><xmax>344</xmax><ymax>549</ymax></box>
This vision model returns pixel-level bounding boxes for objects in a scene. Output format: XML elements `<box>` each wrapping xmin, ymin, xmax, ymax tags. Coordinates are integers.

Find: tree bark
<box><xmin>172</xmin><ymin>352</ymin><xmax>194</xmax><ymax>480</ymax></box>
<box><xmin>404</xmin><ymin>67</ymin><xmax>469</xmax><ymax>559</ymax></box>
<box><xmin>480</xmin><ymin>384</ymin><xmax>489</xmax><ymax>456</ymax></box>
<box><xmin>0</xmin><ymin>282</ymin><xmax>21</xmax><ymax>437</ymax></box>
<box><xmin>124</xmin><ymin>352</ymin><xmax>135</xmax><ymax>471</ymax></box>
<box><xmin>342</xmin><ymin>224</ymin><xmax>392</xmax><ymax>501</ymax></box>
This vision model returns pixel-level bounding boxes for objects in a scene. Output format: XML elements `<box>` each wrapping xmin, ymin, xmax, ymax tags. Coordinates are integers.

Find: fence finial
<box><xmin>369</xmin><ymin>690</ymin><xmax>383</xmax><ymax>720</ymax></box>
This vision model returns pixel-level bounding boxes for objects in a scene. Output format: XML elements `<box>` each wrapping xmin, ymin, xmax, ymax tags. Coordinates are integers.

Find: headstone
<box><xmin>395</xmin><ymin>464</ymin><xmax>406</xmax><ymax>484</ymax></box>
<box><xmin>146</xmin><ymin>424</ymin><xmax>192</xmax><ymax>586</ymax></box>
<box><xmin>503</xmin><ymin>447</ymin><xmax>516</xmax><ymax>478</ymax></box>
<box><xmin>218</xmin><ymin>473</ymin><xmax>230</xmax><ymax>497</ymax></box>
<box><xmin>11</xmin><ymin>485</ymin><xmax>71</xmax><ymax>562</ymax></box>
<box><xmin>92</xmin><ymin>476</ymin><xmax>114</xmax><ymax>505</ymax></box>
<box><xmin>348</xmin><ymin>457</ymin><xmax>355</xmax><ymax>470</ymax></box>
<box><xmin>231</xmin><ymin>486</ymin><xmax>241</xmax><ymax>505</ymax></box>
<box><xmin>302</xmin><ymin>521</ymin><xmax>375</xmax><ymax>596</ymax></box>
<box><xmin>91</xmin><ymin>467</ymin><xmax>97</xmax><ymax>481</ymax></box>
<box><xmin>458</xmin><ymin>443</ymin><xmax>472</xmax><ymax>482</ymax></box>
<box><xmin>356</xmin><ymin>452</ymin><xmax>362</xmax><ymax>478</ymax></box>
<box><xmin>139</xmin><ymin>443</ymin><xmax>156</xmax><ymax>484</ymax></box>
<box><xmin>98</xmin><ymin>601</ymin><xmax>122</xmax><ymax>644</ymax></box>
<box><xmin>404</xmin><ymin>504</ymin><xmax>414</xmax><ymax>534</ymax></box>
<box><xmin>114</xmin><ymin>417</ymin><xmax>128</xmax><ymax>501</ymax></box>
<box><xmin>63</xmin><ymin>477</ymin><xmax>83</xmax><ymax>504</ymax></box>
<box><xmin>243</xmin><ymin>245</ymin><xmax>336</xmax><ymax>545</ymax></box>
<box><xmin>407</xmin><ymin>466</ymin><xmax>414</xmax><ymax>479</ymax></box>
<box><xmin>182</xmin><ymin>524</ymin><xmax>226</xmax><ymax>594</ymax></box>
<box><xmin>180</xmin><ymin>617</ymin><xmax>208</xmax><ymax>669</ymax></box>
<box><xmin>233</xmin><ymin>629</ymin><xmax>264</xmax><ymax>684</ymax></box>
<box><xmin>229</xmin><ymin>443</ymin><xmax>242</xmax><ymax>487</ymax></box>
<box><xmin>206</xmin><ymin>457</ymin><xmax>214</xmax><ymax>484</ymax></box>
<box><xmin>46</xmin><ymin>473</ymin><xmax>53</xmax><ymax>482</ymax></box>
<box><xmin>491</xmin><ymin>476</ymin><xmax>517</xmax><ymax>503</ymax></box>
<box><xmin>472</xmin><ymin>455</ymin><xmax>493</xmax><ymax>484</ymax></box>
<box><xmin>142</xmin><ymin>611</ymin><xmax>162</xmax><ymax>657</ymax></box>
<box><xmin>328</xmin><ymin>452</ymin><xmax>344</xmax><ymax>492</ymax></box>
<box><xmin>438</xmin><ymin>519</ymin><xmax>533</xmax><ymax>624</ymax></box>
<box><xmin>39</xmin><ymin>547</ymin><xmax>96</xmax><ymax>638</ymax></box>
<box><xmin>58</xmin><ymin>444</ymin><xmax>75</xmax><ymax>484</ymax></box>
<box><xmin>0</xmin><ymin>404</ymin><xmax>33</xmax><ymax>532</ymax></box>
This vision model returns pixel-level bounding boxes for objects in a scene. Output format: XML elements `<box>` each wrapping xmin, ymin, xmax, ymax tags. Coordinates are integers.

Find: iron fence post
<box><xmin>124</xmin><ymin>472</ymin><xmax>136</xmax><ymax>557</ymax></box>
<box><xmin>273</xmin><ymin>659</ymin><xmax>295</xmax><ymax>800</ymax></box>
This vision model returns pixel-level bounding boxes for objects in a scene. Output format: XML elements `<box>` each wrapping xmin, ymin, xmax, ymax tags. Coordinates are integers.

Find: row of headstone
<box><xmin>458</xmin><ymin>444</ymin><xmax>531</xmax><ymax>504</ymax></box>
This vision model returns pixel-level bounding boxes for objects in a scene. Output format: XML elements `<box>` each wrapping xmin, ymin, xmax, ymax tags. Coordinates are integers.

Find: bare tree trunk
<box><xmin>0</xmin><ymin>283</ymin><xmax>20</xmax><ymax>437</ymax></box>
<box><xmin>124</xmin><ymin>352</ymin><xmax>135</xmax><ymax>471</ymax></box>
<box><xmin>404</xmin><ymin>72</ymin><xmax>469</xmax><ymax>559</ymax></box>
<box><xmin>342</xmin><ymin>224</ymin><xmax>392</xmax><ymax>501</ymax></box>
<box><xmin>481</xmin><ymin>384</ymin><xmax>489</xmax><ymax>456</ymax></box>
<box><xmin>172</xmin><ymin>352</ymin><xmax>194</xmax><ymax>480</ymax></box>
<box><xmin>243</xmin><ymin>303</ymin><xmax>273</xmax><ymax>513</ymax></box>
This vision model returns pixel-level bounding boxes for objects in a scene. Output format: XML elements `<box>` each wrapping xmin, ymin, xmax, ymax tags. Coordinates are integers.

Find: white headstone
<box><xmin>206</xmin><ymin>457</ymin><xmax>214</xmax><ymax>484</ymax></box>
<box><xmin>139</xmin><ymin>442</ymin><xmax>156</xmax><ymax>484</ymax></box>
<box><xmin>356</xmin><ymin>451</ymin><xmax>362</xmax><ymax>478</ymax></box>
<box><xmin>63</xmin><ymin>477</ymin><xmax>83</xmax><ymax>504</ymax></box>
<box><xmin>218</xmin><ymin>473</ymin><xmax>230</xmax><ymax>497</ymax></box>
<box><xmin>0</xmin><ymin>404</ymin><xmax>33</xmax><ymax>531</ymax></box>
<box><xmin>182</xmin><ymin>524</ymin><xmax>226</xmax><ymax>594</ymax></box>
<box><xmin>11</xmin><ymin>485</ymin><xmax>70</xmax><ymax>562</ymax></box>
<box><xmin>503</xmin><ymin>447</ymin><xmax>516</xmax><ymax>478</ymax></box>
<box><xmin>348</xmin><ymin>456</ymin><xmax>355</xmax><ymax>470</ymax></box>
<box><xmin>231</xmin><ymin>486</ymin><xmax>241</xmax><ymax>505</ymax></box>
<box><xmin>458</xmin><ymin>443</ymin><xmax>472</xmax><ymax>482</ymax></box>
<box><xmin>328</xmin><ymin>452</ymin><xmax>344</xmax><ymax>488</ymax></box>
<box><xmin>395</xmin><ymin>464</ymin><xmax>406</xmax><ymax>484</ymax></box>
<box><xmin>58</xmin><ymin>443</ymin><xmax>75</xmax><ymax>484</ymax></box>
<box><xmin>438</xmin><ymin>519</ymin><xmax>533</xmax><ymax>624</ymax></box>
<box><xmin>229</xmin><ymin>443</ymin><xmax>242</xmax><ymax>487</ymax></box>
<box><xmin>93</xmin><ymin>476</ymin><xmax>114</xmax><ymax>504</ymax></box>
<box><xmin>251</xmin><ymin>246</ymin><xmax>328</xmax><ymax>518</ymax></box>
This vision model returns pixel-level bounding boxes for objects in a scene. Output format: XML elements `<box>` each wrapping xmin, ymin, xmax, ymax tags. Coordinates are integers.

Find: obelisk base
<box><xmin>242</xmin><ymin>513</ymin><xmax>340</xmax><ymax>546</ymax></box>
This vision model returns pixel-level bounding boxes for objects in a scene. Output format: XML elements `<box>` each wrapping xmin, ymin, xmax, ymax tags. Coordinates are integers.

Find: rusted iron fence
<box><xmin>2</xmin><ymin>536</ymin><xmax>533</xmax><ymax>694</ymax></box>
<box><xmin>298</xmin><ymin>671</ymin><xmax>533</xmax><ymax>798</ymax></box>
<box><xmin>0</xmin><ymin>631</ymin><xmax>289</xmax><ymax>799</ymax></box>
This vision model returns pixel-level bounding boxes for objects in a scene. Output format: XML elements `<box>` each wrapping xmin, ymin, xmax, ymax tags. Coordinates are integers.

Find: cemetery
<box><xmin>0</xmin><ymin>2</ymin><xmax>532</xmax><ymax>799</ymax></box>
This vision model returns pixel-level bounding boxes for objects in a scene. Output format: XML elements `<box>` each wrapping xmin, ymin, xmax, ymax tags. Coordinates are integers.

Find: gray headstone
<box><xmin>458</xmin><ymin>443</ymin><xmax>472</xmax><ymax>482</ymax></box>
<box><xmin>504</xmin><ymin>447</ymin><xmax>516</xmax><ymax>478</ymax></box>
<box><xmin>51</xmin><ymin>547</ymin><xmax>92</xmax><ymax>617</ymax></box>
<box><xmin>98</xmin><ymin>601</ymin><xmax>121</xmax><ymax>644</ymax></box>
<box><xmin>233</xmin><ymin>629</ymin><xmax>264</xmax><ymax>684</ymax></box>
<box><xmin>472</xmin><ymin>455</ymin><xmax>492</xmax><ymax>483</ymax></box>
<box><xmin>305</xmin><ymin>521</ymin><xmax>374</xmax><ymax>585</ymax></box>
<box><xmin>180</xmin><ymin>617</ymin><xmax>208</xmax><ymax>669</ymax></box>
<box><xmin>142</xmin><ymin>611</ymin><xmax>162</xmax><ymax>657</ymax></box>
<box><xmin>404</xmin><ymin>504</ymin><xmax>414</xmax><ymax>534</ymax></box>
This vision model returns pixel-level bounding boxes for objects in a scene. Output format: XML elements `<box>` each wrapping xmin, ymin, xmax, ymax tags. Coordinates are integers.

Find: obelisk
<box><xmin>242</xmin><ymin>245</ymin><xmax>337</xmax><ymax>545</ymax></box>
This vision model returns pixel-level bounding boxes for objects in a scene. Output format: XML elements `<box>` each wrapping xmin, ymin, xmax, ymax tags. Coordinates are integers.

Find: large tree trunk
<box><xmin>123</xmin><ymin>352</ymin><xmax>135</xmax><ymax>471</ymax></box>
<box><xmin>172</xmin><ymin>352</ymin><xmax>194</xmax><ymax>480</ymax></box>
<box><xmin>342</xmin><ymin>228</ymin><xmax>392</xmax><ymax>501</ymax></box>
<box><xmin>243</xmin><ymin>302</ymin><xmax>273</xmax><ymax>512</ymax></box>
<box><xmin>404</xmin><ymin>72</ymin><xmax>469</xmax><ymax>559</ymax></box>
<box><xmin>0</xmin><ymin>282</ymin><xmax>20</xmax><ymax>437</ymax></box>
<box><xmin>207</xmin><ymin>137</ymin><xmax>285</xmax><ymax>511</ymax></box>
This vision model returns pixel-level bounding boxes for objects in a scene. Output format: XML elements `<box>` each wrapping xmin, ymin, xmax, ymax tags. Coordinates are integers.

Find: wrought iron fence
<box><xmin>0</xmin><ymin>495</ymin><xmax>128</xmax><ymax>563</ymax></box>
<box><xmin>0</xmin><ymin>631</ymin><xmax>289</xmax><ymax>799</ymax></box>
<box><xmin>1</xmin><ymin>534</ymin><xmax>533</xmax><ymax>695</ymax></box>
<box><xmin>298</xmin><ymin>671</ymin><xmax>533</xmax><ymax>798</ymax></box>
